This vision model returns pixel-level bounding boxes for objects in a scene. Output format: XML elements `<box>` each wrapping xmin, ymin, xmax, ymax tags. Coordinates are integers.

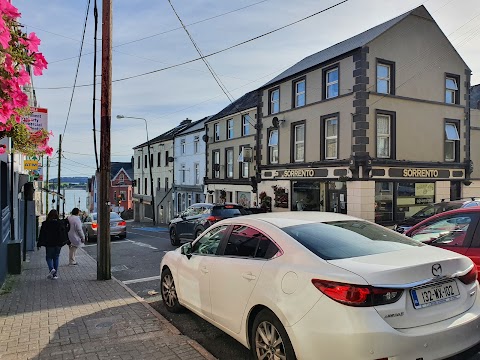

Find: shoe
<box><xmin>52</xmin><ymin>275</ymin><xmax>58</xmax><ymax>280</ymax></box>
<box><xmin>47</xmin><ymin>269</ymin><xmax>56</xmax><ymax>279</ymax></box>
<box><xmin>69</xmin><ymin>262</ymin><xmax>78</xmax><ymax>265</ymax></box>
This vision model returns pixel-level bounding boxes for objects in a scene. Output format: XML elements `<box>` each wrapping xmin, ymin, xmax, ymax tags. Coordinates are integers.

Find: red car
<box><xmin>405</xmin><ymin>207</ymin><xmax>480</xmax><ymax>270</ymax></box>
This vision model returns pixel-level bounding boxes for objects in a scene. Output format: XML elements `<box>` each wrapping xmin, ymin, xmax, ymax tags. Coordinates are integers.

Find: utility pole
<box><xmin>98</xmin><ymin>0</ymin><xmax>112</xmax><ymax>280</ymax></box>
<box><xmin>45</xmin><ymin>156</ymin><xmax>49</xmax><ymax>214</ymax></box>
<box><xmin>56</xmin><ymin>134</ymin><xmax>62</xmax><ymax>213</ymax></box>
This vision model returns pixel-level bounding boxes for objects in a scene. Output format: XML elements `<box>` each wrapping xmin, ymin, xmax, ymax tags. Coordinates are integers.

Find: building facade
<box><xmin>110</xmin><ymin>162</ymin><xmax>134</xmax><ymax>213</ymax></box>
<box><xmin>256</xmin><ymin>6</ymin><xmax>473</xmax><ymax>225</ymax></box>
<box><xmin>466</xmin><ymin>84</ymin><xmax>480</xmax><ymax>197</ymax></box>
<box><xmin>204</xmin><ymin>91</ymin><xmax>259</xmax><ymax>207</ymax></box>
<box><xmin>173</xmin><ymin>117</ymin><xmax>209</xmax><ymax>214</ymax></box>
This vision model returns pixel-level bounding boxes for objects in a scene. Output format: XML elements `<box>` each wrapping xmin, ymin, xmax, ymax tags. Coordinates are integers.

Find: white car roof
<box><xmin>222</xmin><ymin>211</ymin><xmax>360</xmax><ymax>228</ymax></box>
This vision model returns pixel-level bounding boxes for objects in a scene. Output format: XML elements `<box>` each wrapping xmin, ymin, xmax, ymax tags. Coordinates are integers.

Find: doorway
<box><xmin>326</xmin><ymin>182</ymin><xmax>347</xmax><ymax>214</ymax></box>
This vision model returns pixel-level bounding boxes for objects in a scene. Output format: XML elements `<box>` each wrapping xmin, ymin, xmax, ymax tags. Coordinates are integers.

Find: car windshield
<box><xmin>411</xmin><ymin>203</ymin><xmax>443</xmax><ymax>218</ymax></box>
<box><xmin>283</xmin><ymin>220</ymin><xmax>422</xmax><ymax>260</ymax></box>
<box><xmin>212</xmin><ymin>206</ymin><xmax>248</xmax><ymax>217</ymax></box>
<box><xmin>91</xmin><ymin>213</ymin><xmax>122</xmax><ymax>221</ymax></box>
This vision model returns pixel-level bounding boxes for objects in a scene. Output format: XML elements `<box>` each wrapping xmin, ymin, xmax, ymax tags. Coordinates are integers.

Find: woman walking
<box><xmin>67</xmin><ymin>208</ymin><xmax>85</xmax><ymax>265</ymax></box>
<box><xmin>37</xmin><ymin>209</ymin><xmax>68</xmax><ymax>280</ymax></box>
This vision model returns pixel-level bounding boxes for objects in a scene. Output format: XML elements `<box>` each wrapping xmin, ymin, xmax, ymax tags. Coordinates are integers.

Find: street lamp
<box><xmin>116</xmin><ymin>115</ymin><xmax>156</xmax><ymax>225</ymax></box>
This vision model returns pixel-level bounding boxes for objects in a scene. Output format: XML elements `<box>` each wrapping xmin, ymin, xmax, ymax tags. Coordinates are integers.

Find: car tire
<box><xmin>194</xmin><ymin>229</ymin><xmax>203</xmax><ymax>239</ymax></box>
<box><xmin>250</xmin><ymin>309</ymin><xmax>296</xmax><ymax>360</ymax></box>
<box><xmin>119</xmin><ymin>234</ymin><xmax>126</xmax><ymax>239</ymax></box>
<box><xmin>170</xmin><ymin>227</ymin><xmax>180</xmax><ymax>246</ymax></box>
<box><xmin>161</xmin><ymin>268</ymin><xmax>182</xmax><ymax>313</ymax></box>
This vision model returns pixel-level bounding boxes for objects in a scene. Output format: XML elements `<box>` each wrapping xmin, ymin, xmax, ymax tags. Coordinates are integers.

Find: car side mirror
<box><xmin>181</xmin><ymin>242</ymin><xmax>192</xmax><ymax>259</ymax></box>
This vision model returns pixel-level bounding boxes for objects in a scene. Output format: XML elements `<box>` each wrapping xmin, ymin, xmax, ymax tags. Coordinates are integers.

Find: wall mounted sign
<box><xmin>388</xmin><ymin>168</ymin><xmax>452</xmax><ymax>179</ymax></box>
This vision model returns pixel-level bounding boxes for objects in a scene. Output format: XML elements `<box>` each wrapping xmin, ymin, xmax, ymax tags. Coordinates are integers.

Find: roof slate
<box><xmin>207</xmin><ymin>90</ymin><xmax>259</xmax><ymax>123</ymax></box>
<box><xmin>110</xmin><ymin>162</ymin><xmax>133</xmax><ymax>181</ymax></box>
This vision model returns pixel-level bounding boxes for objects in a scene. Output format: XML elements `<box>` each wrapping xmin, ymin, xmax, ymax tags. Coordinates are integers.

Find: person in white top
<box><xmin>67</xmin><ymin>208</ymin><xmax>85</xmax><ymax>265</ymax></box>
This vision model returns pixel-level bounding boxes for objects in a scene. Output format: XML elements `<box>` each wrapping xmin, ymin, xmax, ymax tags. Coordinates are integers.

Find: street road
<box><xmin>82</xmin><ymin>222</ymin><xmax>480</xmax><ymax>360</ymax></box>
<box><xmin>82</xmin><ymin>222</ymin><xmax>251</xmax><ymax>360</ymax></box>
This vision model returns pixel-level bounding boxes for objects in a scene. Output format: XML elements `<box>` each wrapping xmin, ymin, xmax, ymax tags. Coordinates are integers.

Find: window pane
<box><xmin>296</xmin><ymin>93</ymin><xmax>305</xmax><ymax>107</ymax></box>
<box><xmin>446</xmin><ymin>78</ymin><xmax>458</xmax><ymax>90</ymax></box>
<box><xmin>326</xmin><ymin>138</ymin><xmax>337</xmax><ymax>158</ymax></box>
<box><xmin>411</xmin><ymin>215</ymin><xmax>474</xmax><ymax>245</ymax></box>
<box><xmin>377</xmin><ymin>79</ymin><xmax>389</xmax><ymax>94</ymax></box>
<box><xmin>296</xmin><ymin>80</ymin><xmax>305</xmax><ymax>93</ymax></box>
<box><xmin>445</xmin><ymin>90</ymin><xmax>455</xmax><ymax>103</ymax></box>
<box><xmin>326</xmin><ymin>119</ymin><xmax>337</xmax><ymax>137</ymax></box>
<box><xmin>327</xmin><ymin>83</ymin><xmax>338</xmax><ymax>98</ymax></box>
<box><xmin>270</xmin><ymin>146</ymin><xmax>278</xmax><ymax>163</ymax></box>
<box><xmin>375</xmin><ymin>182</ymin><xmax>393</xmax><ymax>222</ymax></box>
<box><xmin>271</xmin><ymin>89</ymin><xmax>279</xmax><ymax>101</ymax></box>
<box><xmin>268</xmin><ymin>130</ymin><xmax>278</xmax><ymax>146</ymax></box>
<box><xmin>445</xmin><ymin>123</ymin><xmax>459</xmax><ymax>140</ymax></box>
<box><xmin>377</xmin><ymin>137</ymin><xmax>390</xmax><ymax>158</ymax></box>
<box><xmin>191</xmin><ymin>225</ymin><xmax>228</xmax><ymax>255</ymax></box>
<box><xmin>445</xmin><ymin>141</ymin><xmax>454</xmax><ymax>161</ymax></box>
<box><xmin>377</xmin><ymin>115</ymin><xmax>390</xmax><ymax>135</ymax></box>
<box><xmin>295</xmin><ymin>124</ymin><xmax>305</xmax><ymax>141</ymax></box>
<box><xmin>295</xmin><ymin>143</ymin><xmax>304</xmax><ymax>161</ymax></box>
<box><xmin>327</xmin><ymin>69</ymin><xmax>338</xmax><ymax>83</ymax></box>
<box><xmin>224</xmin><ymin>225</ymin><xmax>261</xmax><ymax>257</ymax></box>
<box><xmin>377</xmin><ymin>64</ymin><xmax>389</xmax><ymax>78</ymax></box>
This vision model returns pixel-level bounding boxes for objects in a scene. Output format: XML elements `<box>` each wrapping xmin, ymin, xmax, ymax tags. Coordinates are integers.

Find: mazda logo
<box><xmin>432</xmin><ymin>263</ymin><xmax>442</xmax><ymax>276</ymax></box>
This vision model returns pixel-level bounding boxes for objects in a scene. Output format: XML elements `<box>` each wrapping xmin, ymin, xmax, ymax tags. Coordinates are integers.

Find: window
<box><xmin>227</xmin><ymin>119</ymin><xmax>234</xmax><ymax>139</ymax></box>
<box><xmin>410</xmin><ymin>214</ymin><xmax>475</xmax><ymax>247</ymax></box>
<box><xmin>191</xmin><ymin>225</ymin><xmax>228</xmax><ymax>255</ymax></box>
<box><xmin>223</xmin><ymin>225</ymin><xmax>279</xmax><ymax>259</ymax></box>
<box><xmin>137</xmin><ymin>178</ymin><xmax>140</xmax><ymax>194</ymax></box>
<box><xmin>181</xmin><ymin>164</ymin><xmax>186</xmax><ymax>183</ymax></box>
<box><xmin>445</xmin><ymin>122</ymin><xmax>460</xmax><ymax>162</ymax></box>
<box><xmin>377</xmin><ymin>114</ymin><xmax>391</xmax><ymax>158</ymax></box>
<box><xmin>242</xmin><ymin>115</ymin><xmax>251</xmax><ymax>136</ymax></box>
<box><xmin>445</xmin><ymin>75</ymin><xmax>459</xmax><ymax>104</ymax></box>
<box><xmin>194</xmin><ymin>163</ymin><xmax>200</xmax><ymax>185</ymax></box>
<box><xmin>294</xmin><ymin>79</ymin><xmax>306</xmax><ymax>107</ymax></box>
<box><xmin>157</xmin><ymin>178</ymin><xmax>161</xmax><ymax>190</ymax></box>
<box><xmin>194</xmin><ymin>136</ymin><xmax>199</xmax><ymax>153</ymax></box>
<box><xmin>226</xmin><ymin>149</ymin><xmax>234</xmax><ymax>178</ymax></box>
<box><xmin>137</xmin><ymin>156</ymin><xmax>140</xmax><ymax>169</ymax></box>
<box><xmin>150</xmin><ymin>154</ymin><xmax>153</xmax><ymax>167</ymax></box>
<box><xmin>181</xmin><ymin>139</ymin><xmax>186</xmax><ymax>154</ymax></box>
<box><xmin>144</xmin><ymin>154</ymin><xmax>147</xmax><ymax>168</ymax></box>
<box><xmin>377</xmin><ymin>61</ymin><xmax>394</xmax><ymax>94</ymax></box>
<box><xmin>177</xmin><ymin>193</ymin><xmax>182</xmax><ymax>213</ymax></box>
<box><xmin>269</xmin><ymin>88</ymin><xmax>279</xmax><ymax>114</ymax></box>
<box><xmin>240</xmin><ymin>146</ymin><xmax>249</xmax><ymax>178</ymax></box>
<box><xmin>214</xmin><ymin>123</ymin><xmax>220</xmax><ymax>141</ymax></box>
<box><xmin>114</xmin><ymin>191</ymin><xmax>116</xmax><ymax>200</ymax></box>
<box><xmin>213</xmin><ymin>150</ymin><xmax>220</xmax><ymax>178</ymax></box>
<box><xmin>119</xmin><ymin>174</ymin><xmax>124</xmax><ymax>183</ymax></box>
<box><xmin>293</xmin><ymin>123</ymin><xmax>305</xmax><ymax>162</ymax></box>
<box><xmin>120</xmin><ymin>191</ymin><xmax>126</xmax><ymax>200</ymax></box>
<box><xmin>157</xmin><ymin>152</ymin><xmax>161</xmax><ymax>167</ymax></box>
<box><xmin>144</xmin><ymin>178</ymin><xmax>147</xmax><ymax>195</ymax></box>
<box><xmin>268</xmin><ymin>129</ymin><xmax>278</xmax><ymax>164</ymax></box>
<box><xmin>165</xmin><ymin>177</ymin><xmax>169</xmax><ymax>191</ymax></box>
<box><xmin>165</xmin><ymin>151</ymin><xmax>169</xmax><ymax>166</ymax></box>
<box><xmin>324</xmin><ymin>117</ymin><xmax>337</xmax><ymax>159</ymax></box>
<box><xmin>324</xmin><ymin>67</ymin><xmax>339</xmax><ymax>99</ymax></box>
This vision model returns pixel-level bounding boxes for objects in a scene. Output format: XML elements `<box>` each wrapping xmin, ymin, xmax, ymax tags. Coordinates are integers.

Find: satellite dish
<box><xmin>272</xmin><ymin>117</ymin><xmax>279</xmax><ymax>128</ymax></box>
<box><xmin>202</xmin><ymin>134</ymin><xmax>209</xmax><ymax>142</ymax></box>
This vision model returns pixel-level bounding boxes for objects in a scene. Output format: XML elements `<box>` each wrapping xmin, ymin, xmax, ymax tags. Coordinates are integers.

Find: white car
<box><xmin>160</xmin><ymin>212</ymin><xmax>480</xmax><ymax>360</ymax></box>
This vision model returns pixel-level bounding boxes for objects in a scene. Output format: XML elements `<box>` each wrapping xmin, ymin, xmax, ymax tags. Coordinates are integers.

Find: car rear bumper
<box><xmin>288</xmin><ymin>283</ymin><xmax>480</xmax><ymax>360</ymax></box>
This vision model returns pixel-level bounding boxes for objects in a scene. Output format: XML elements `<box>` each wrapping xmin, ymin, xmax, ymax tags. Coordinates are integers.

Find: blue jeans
<box><xmin>45</xmin><ymin>246</ymin><xmax>62</xmax><ymax>274</ymax></box>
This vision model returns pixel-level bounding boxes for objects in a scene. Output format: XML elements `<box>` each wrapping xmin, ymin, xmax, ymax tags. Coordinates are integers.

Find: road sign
<box><xmin>24</xmin><ymin>160</ymin><xmax>39</xmax><ymax>170</ymax></box>
<box><xmin>22</xmin><ymin>107</ymin><xmax>48</xmax><ymax>133</ymax></box>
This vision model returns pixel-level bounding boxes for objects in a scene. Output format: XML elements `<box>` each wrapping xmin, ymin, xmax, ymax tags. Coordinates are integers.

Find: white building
<box><xmin>173</xmin><ymin>117</ymin><xmax>210</xmax><ymax>213</ymax></box>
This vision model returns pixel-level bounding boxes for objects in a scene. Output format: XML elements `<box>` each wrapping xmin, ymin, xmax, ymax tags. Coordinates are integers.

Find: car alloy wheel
<box><xmin>169</xmin><ymin>228</ymin><xmax>180</xmax><ymax>246</ymax></box>
<box><xmin>251</xmin><ymin>309</ymin><xmax>295</xmax><ymax>360</ymax></box>
<box><xmin>161</xmin><ymin>268</ymin><xmax>182</xmax><ymax>313</ymax></box>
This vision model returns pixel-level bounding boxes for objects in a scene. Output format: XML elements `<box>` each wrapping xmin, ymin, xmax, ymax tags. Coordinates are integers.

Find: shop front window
<box><xmin>292</xmin><ymin>181</ymin><xmax>322</xmax><ymax>211</ymax></box>
<box><xmin>375</xmin><ymin>182</ymin><xmax>393</xmax><ymax>222</ymax></box>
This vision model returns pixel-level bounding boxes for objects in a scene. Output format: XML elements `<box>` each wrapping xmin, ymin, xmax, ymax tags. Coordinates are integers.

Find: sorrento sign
<box><xmin>402</xmin><ymin>169</ymin><xmax>439</xmax><ymax>178</ymax></box>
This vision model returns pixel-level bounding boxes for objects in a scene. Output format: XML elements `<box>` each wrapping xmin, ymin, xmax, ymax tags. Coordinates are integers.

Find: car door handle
<box><xmin>242</xmin><ymin>272</ymin><xmax>256</xmax><ymax>281</ymax></box>
<box><xmin>201</xmin><ymin>267</ymin><xmax>209</xmax><ymax>274</ymax></box>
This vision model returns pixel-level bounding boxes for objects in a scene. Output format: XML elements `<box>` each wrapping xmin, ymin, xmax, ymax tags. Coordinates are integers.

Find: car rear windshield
<box><xmin>91</xmin><ymin>213</ymin><xmax>122</xmax><ymax>221</ymax></box>
<box><xmin>212</xmin><ymin>206</ymin><xmax>248</xmax><ymax>217</ymax></box>
<box><xmin>283</xmin><ymin>220</ymin><xmax>423</xmax><ymax>260</ymax></box>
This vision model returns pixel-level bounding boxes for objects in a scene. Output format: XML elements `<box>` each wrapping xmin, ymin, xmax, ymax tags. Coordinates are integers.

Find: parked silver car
<box><xmin>82</xmin><ymin>212</ymin><xmax>127</xmax><ymax>241</ymax></box>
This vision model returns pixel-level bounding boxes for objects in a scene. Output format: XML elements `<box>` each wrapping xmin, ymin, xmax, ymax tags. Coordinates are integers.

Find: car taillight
<box><xmin>206</xmin><ymin>216</ymin><xmax>222</xmax><ymax>222</ymax></box>
<box><xmin>311</xmin><ymin>279</ymin><xmax>403</xmax><ymax>307</ymax></box>
<box><xmin>91</xmin><ymin>222</ymin><xmax>98</xmax><ymax>229</ymax></box>
<box><xmin>118</xmin><ymin>221</ymin><xmax>126</xmax><ymax>226</ymax></box>
<box><xmin>459</xmin><ymin>267</ymin><xmax>477</xmax><ymax>285</ymax></box>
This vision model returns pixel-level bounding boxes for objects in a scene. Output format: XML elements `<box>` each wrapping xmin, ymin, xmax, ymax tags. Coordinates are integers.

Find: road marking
<box><xmin>123</xmin><ymin>275</ymin><xmax>161</xmax><ymax>284</ymax></box>
<box><xmin>126</xmin><ymin>239</ymin><xmax>158</xmax><ymax>250</ymax></box>
<box><xmin>128</xmin><ymin>231</ymin><xmax>165</xmax><ymax>238</ymax></box>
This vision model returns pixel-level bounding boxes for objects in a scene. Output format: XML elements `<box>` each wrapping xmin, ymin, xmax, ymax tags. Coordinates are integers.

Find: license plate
<box><xmin>410</xmin><ymin>280</ymin><xmax>460</xmax><ymax>309</ymax></box>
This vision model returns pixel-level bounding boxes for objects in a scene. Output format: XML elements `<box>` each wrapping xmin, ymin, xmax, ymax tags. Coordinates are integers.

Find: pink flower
<box><xmin>26</xmin><ymin>32</ymin><xmax>40</xmax><ymax>53</ymax></box>
<box><xmin>4</xmin><ymin>53</ymin><xmax>14</xmax><ymax>75</ymax></box>
<box><xmin>5</xmin><ymin>123</ymin><xmax>12</xmax><ymax>132</ymax></box>
<box><xmin>17</xmin><ymin>69</ymin><xmax>30</xmax><ymax>86</ymax></box>
<box><xmin>0</xmin><ymin>146</ymin><xmax>6</xmax><ymax>155</ymax></box>
<box><xmin>0</xmin><ymin>102</ymin><xmax>13</xmax><ymax>124</ymax></box>
<box><xmin>0</xmin><ymin>17</ymin><xmax>11</xmax><ymax>49</ymax></box>
<box><xmin>33</xmin><ymin>52</ymin><xmax>48</xmax><ymax>76</ymax></box>
<box><xmin>0</xmin><ymin>0</ymin><xmax>21</xmax><ymax>19</ymax></box>
<box><xmin>45</xmin><ymin>147</ymin><xmax>54</xmax><ymax>156</ymax></box>
<box><xmin>11</xmin><ymin>90</ymin><xmax>28</xmax><ymax>108</ymax></box>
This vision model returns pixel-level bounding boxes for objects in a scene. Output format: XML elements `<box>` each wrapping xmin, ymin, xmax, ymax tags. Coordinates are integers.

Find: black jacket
<box><xmin>37</xmin><ymin>219</ymin><xmax>69</xmax><ymax>248</ymax></box>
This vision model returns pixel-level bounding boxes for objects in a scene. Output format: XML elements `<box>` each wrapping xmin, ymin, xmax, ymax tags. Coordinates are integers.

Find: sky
<box><xmin>17</xmin><ymin>0</ymin><xmax>480</xmax><ymax>178</ymax></box>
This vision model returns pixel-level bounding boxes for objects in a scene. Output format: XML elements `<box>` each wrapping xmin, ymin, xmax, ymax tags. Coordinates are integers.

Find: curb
<box><xmin>79</xmin><ymin>248</ymin><xmax>217</xmax><ymax>360</ymax></box>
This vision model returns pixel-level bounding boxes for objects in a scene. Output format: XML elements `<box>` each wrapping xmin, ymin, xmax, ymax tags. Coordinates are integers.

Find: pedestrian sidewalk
<box><xmin>0</xmin><ymin>247</ymin><xmax>216</xmax><ymax>360</ymax></box>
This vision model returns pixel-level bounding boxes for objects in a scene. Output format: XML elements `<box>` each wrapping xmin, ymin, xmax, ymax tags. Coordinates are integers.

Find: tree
<box><xmin>0</xmin><ymin>0</ymin><xmax>52</xmax><ymax>156</ymax></box>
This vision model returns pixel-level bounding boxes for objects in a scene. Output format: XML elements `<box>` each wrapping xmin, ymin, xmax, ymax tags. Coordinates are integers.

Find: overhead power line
<box><xmin>35</xmin><ymin>0</ymin><xmax>350</xmax><ymax>90</ymax></box>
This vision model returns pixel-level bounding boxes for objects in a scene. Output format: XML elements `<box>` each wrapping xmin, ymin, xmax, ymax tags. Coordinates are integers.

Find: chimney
<box><xmin>180</xmin><ymin>118</ymin><xmax>192</xmax><ymax>125</ymax></box>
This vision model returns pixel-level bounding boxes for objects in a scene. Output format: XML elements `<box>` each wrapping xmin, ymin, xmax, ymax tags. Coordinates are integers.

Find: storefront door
<box><xmin>326</xmin><ymin>182</ymin><xmax>347</xmax><ymax>214</ymax></box>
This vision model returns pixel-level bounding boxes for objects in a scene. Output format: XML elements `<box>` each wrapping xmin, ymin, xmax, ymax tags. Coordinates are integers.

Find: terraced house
<box><xmin>204</xmin><ymin>90</ymin><xmax>259</xmax><ymax>207</ymax></box>
<box><xmin>256</xmin><ymin>5</ymin><xmax>474</xmax><ymax>226</ymax></box>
